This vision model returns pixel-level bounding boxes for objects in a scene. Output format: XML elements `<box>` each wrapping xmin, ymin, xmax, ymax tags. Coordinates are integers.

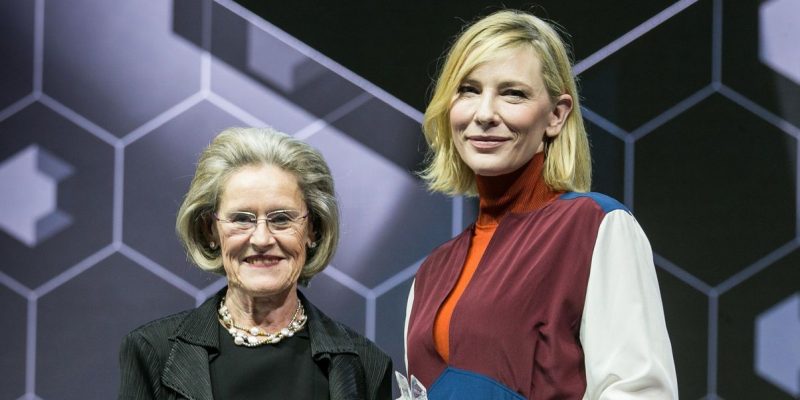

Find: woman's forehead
<box><xmin>461</xmin><ymin>46</ymin><xmax>544</xmax><ymax>84</ymax></box>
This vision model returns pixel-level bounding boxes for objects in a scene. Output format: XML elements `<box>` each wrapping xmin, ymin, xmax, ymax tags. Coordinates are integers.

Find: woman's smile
<box><xmin>243</xmin><ymin>254</ymin><xmax>284</xmax><ymax>267</ymax></box>
<box><xmin>467</xmin><ymin>135</ymin><xmax>511</xmax><ymax>150</ymax></box>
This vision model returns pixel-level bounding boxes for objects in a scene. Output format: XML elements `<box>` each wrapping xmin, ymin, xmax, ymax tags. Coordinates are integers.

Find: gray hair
<box><xmin>175</xmin><ymin>127</ymin><xmax>338</xmax><ymax>284</ymax></box>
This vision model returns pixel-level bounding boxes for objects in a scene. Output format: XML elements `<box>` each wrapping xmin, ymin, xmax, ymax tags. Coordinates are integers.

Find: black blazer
<box><xmin>118</xmin><ymin>290</ymin><xmax>392</xmax><ymax>400</ymax></box>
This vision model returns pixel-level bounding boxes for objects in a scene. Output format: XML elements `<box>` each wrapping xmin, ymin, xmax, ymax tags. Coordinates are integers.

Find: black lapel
<box><xmin>328</xmin><ymin>353</ymin><xmax>368</xmax><ymax>400</ymax></box>
<box><xmin>300</xmin><ymin>291</ymin><xmax>367</xmax><ymax>400</ymax></box>
<box><xmin>161</xmin><ymin>292</ymin><xmax>221</xmax><ymax>400</ymax></box>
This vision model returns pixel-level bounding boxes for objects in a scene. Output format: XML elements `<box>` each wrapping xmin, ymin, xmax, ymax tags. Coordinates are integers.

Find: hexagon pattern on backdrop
<box><xmin>0</xmin><ymin>1</ymin><xmax>798</xmax><ymax>399</ymax></box>
<box><xmin>0</xmin><ymin>145</ymin><xmax>73</xmax><ymax>247</ymax></box>
<box><xmin>0</xmin><ymin>1</ymin><xmax>34</xmax><ymax>112</ymax></box>
<box><xmin>759</xmin><ymin>0</ymin><xmax>800</xmax><ymax>86</ymax></box>
<box><xmin>754</xmin><ymin>293</ymin><xmax>800</xmax><ymax>398</ymax></box>
<box><xmin>718</xmin><ymin>249</ymin><xmax>800</xmax><ymax>399</ymax></box>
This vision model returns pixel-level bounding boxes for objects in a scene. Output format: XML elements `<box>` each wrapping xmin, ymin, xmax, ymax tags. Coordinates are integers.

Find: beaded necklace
<box><xmin>217</xmin><ymin>296</ymin><xmax>307</xmax><ymax>347</ymax></box>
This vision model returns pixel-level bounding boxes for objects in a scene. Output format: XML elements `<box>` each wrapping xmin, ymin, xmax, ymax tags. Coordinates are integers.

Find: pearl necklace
<box><xmin>217</xmin><ymin>296</ymin><xmax>307</xmax><ymax>347</ymax></box>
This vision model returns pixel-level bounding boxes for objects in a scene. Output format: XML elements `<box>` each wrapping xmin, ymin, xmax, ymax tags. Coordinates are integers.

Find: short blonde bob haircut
<box><xmin>175</xmin><ymin>127</ymin><xmax>339</xmax><ymax>285</ymax></box>
<box><xmin>421</xmin><ymin>9</ymin><xmax>591</xmax><ymax>195</ymax></box>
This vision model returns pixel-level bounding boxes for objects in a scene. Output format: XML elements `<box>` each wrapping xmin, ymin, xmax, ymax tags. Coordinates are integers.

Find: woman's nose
<box><xmin>249</xmin><ymin>220</ymin><xmax>276</xmax><ymax>247</ymax></box>
<box><xmin>474</xmin><ymin>94</ymin><xmax>499</xmax><ymax>127</ymax></box>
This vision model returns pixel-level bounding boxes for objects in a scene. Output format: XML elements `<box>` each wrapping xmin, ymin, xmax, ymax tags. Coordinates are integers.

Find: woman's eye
<box><xmin>504</xmin><ymin>89</ymin><xmax>527</xmax><ymax>98</ymax></box>
<box><xmin>230</xmin><ymin>213</ymin><xmax>255</xmax><ymax>224</ymax></box>
<box><xmin>457</xmin><ymin>85</ymin><xmax>478</xmax><ymax>95</ymax></box>
<box><xmin>268</xmin><ymin>212</ymin><xmax>293</xmax><ymax>225</ymax></box>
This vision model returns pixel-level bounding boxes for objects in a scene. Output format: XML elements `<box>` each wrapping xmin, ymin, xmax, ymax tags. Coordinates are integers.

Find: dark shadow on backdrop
<box><xmin>172</xmin><ymin>0</ymin><xmax>428</xmax><ymax>175</ymax></box>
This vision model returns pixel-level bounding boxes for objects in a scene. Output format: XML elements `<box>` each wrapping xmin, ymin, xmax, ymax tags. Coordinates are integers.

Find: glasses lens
<box><xmin>227</xmin><ymin>212</ymin><xmax>256</xmax><ymax>233</ymax></box>
<box><xmin>267</xmin><ymin>210</ymin><xmax>299</xmax><ymax>232</ymax></box>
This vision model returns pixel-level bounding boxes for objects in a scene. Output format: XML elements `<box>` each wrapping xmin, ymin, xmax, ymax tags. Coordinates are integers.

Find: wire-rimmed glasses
<box><xmin>214</xmin><ymin>210</ymin><xmax>309</xmax><ymax>235</ymax></box>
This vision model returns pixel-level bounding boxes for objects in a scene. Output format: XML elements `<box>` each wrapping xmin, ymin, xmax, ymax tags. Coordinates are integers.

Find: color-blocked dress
<box><xmin>405</xmin><ymin>192</ymin><xmax>678</xmax><ymax>400</ymax></box>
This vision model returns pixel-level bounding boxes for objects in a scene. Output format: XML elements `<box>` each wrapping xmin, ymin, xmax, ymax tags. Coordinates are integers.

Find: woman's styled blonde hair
<box><xmin>175</xmin><ymin>127</ymin><xmax>339</xmax><ymax>285</ymax></box>
<box><xmin>421</xmin><ymin>9</ymin><xmax>591</xmax><ymax>195</ymax></box>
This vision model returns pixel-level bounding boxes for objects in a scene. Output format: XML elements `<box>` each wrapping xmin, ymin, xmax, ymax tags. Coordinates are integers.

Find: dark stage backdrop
<box><xmin>0</xmin><ymin>1</ymin><xmax>797</xmax><ymax>399</ymax></box>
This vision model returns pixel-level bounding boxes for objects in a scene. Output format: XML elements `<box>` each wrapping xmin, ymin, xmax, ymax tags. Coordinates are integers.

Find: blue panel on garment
<box><xmin>560</xmin><ymin>192</ymin><xmax>629</xmax><ymax>214</ymax></box>
<box><xmin>428</xmin><ymin>367</ymin><xmax>525</xmax><ymax>400</ymax></box>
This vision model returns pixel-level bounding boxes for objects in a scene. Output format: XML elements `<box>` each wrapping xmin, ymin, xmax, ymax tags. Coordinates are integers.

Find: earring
<box><xmin>209</xmin><ymin>241</ymin><xmax>217</xmax><ymax>250</ymax></box>
<box><xmin>308</xmin><ymin>241</ymin><xmax>317</xmax><ymax>249</ymax></box>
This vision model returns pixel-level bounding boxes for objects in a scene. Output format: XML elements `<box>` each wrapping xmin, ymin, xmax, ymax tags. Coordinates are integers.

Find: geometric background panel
<box><xmin>759</xmin><ymin>0</ymin><xmax>800</xmax><ymax>86</ymax></box>
<box><xmin>0</xmin><ymin>102</ymin><xmax>114</xmax><ymax>288</ymax></box>
<box><xmin>723</xmin><ymin>0</ymin><xmax>800</xmax><ymax>129</ymax></box>
<box><xmin>0</xmin><ymin>144</ymin><xmax>73</xmax><ymax>248</ymax></box>
<box><xmin>36</xmin><ymin>253</ymin><xmax>194</xmax><ymax>400</ymax></box>
<box><xmin>307</xmin><ymin>127</ymin><xmax>451</xmax><ymax>288</ymax></box>
<box><xmin>42</xmin><ymin>0</ymin><xmax>201</xmax><ymax>137</ymax></box>
<box><xmin>208</xmin><ymin>1</ymin><xmax>367</xmax><ymax>121</ymax></box>
<box><xmin>0</xmin><ymin>0</ymin><xmax>34</xmax><ymax>111</ymax></box>
<box><xmin>330</xmin><ymin>97</ymin><xmax>428</xmax><ymax>173</ymax></box>
<box><xmin>718</xmin><ymin>248</ymin><xmax>800</xmax><ymax>400</ymax></box>
<box><xmin>635</xmin><ymin>94</ymin><xmax>796</xmax><ymax>285</ymax></box>
<box><xmin>755</xmin><ymin>293</ymin><xmax>800</xmax><ymax>397</ymax></box>
<box><xmin>656</xmin><ymin>267</ymin><xmax>708</xmax><ymax>399</ymax></box>
<box><xmin>0</xmin><ymin>285</ymin><xmax>26</xmax><ymax>400</ymax></box>
<box><xmin>210</xmin><ymin>58</ymin><xmax>318</xmax><ymax>134</ymax></box>
<box><xmin>586</xmin><ymin>121</ymin><xmax>625</xmax><ymax>201</ymax></box>
<box><xmin>123</xmin><ymin>101</ymin><xmax>243</xmax><ymax>289</ymax></box>
<box><xmin>579</xmin><ymin>0</ymin><xmax>712</xmax><ymax>132</ymax></box>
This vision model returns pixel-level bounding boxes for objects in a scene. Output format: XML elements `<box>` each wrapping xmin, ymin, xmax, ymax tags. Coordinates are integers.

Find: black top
<box><xmin>118</xmin><ymin>289</ymin><xmax>393</xmax><ymax>400</ymax></box>
<box><xmin>211</xmin><ymin>322</ymin><xmax>330</xmax><ymax>399</ymax></box>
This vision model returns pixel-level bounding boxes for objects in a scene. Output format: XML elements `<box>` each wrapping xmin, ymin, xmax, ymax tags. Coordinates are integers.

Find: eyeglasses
<box><xmin>214</xmin><ymin>210</ymin><xmax>309</xmax><ymax>235</ymax></box>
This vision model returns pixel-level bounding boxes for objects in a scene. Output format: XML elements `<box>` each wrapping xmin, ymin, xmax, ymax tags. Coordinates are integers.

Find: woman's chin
<box><xmin>229</xmin><ymin>279</ymin><xmax>295</xmax><ymax>299</ymax></box>
<box><xmin>472</xmin><ymin>165</ymin><xmax>514</xmax><ymax>177</ymax></box>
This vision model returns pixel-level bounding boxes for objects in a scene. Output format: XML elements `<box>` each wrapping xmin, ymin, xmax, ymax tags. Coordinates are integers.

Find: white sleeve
<box><xmin>404</xmin><ymin>279</ymin><xmax>415</xmax><ymax>374</ymax></box>
<box><xmin>580</xmin><ymin>210</ymin><xmax>678</xmax><ymax>399</ymax></box>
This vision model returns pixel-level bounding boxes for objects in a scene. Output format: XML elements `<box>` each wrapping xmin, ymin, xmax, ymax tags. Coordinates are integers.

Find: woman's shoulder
<box><xmin>341</xmin><ymin>324</ymin><xmax>392</xmax><ymax>367</ymax></box>
<box><xmin>314</xmin><ymin>314</ymin><xmax>393</xmax><ymax>399</ymax></box>
<box><xmin>341</xmin><ymin>323</ymin><xmax>389</xmax><ymax>358</ymax></box>
<box><xmin>557</xmin><ymin>191</ymin><xmax>630</xmax><ymax>215</ymax></box>
<box><xmin>118</xmin><ymin>309</ymin><xmax>195</xmax><ymax>374</ymax></box>
<box><xmin>303</xmin><ymin>298</ymin><xmax>391</xmax><ymax>363</ymax></box>
<box><xmin>123</xmin><ymin>309</ymin><xmax>193</xmax><ymax>346</ymax></box>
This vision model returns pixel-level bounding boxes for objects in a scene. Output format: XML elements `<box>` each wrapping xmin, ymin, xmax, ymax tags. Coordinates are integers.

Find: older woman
<box><xmin>404</xmin><ymin>10</ymin><xmax>678</xmax><ymax>399</ymax></box>
<box><xmin>119</xmin><ymin>127</ymin><xmax>392</xmax><ymax>399</ymax></box>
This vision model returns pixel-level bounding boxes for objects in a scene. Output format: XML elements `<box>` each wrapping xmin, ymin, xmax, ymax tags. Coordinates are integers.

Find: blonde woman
<box><xmin>404</xmin><ymin>10</ymin><xmax>677</xmax><ymax>399</ymax></box>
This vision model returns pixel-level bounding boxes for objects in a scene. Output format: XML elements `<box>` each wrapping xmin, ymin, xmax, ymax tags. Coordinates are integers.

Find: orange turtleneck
<box><xmin>433</xmin><ymin>152</ymin><xmax>561</xmax><ymax>362</ymax></box>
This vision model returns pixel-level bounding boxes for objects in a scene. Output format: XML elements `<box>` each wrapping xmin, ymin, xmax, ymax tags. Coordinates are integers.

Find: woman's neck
<box><xmin>475</xmin><ymin>152</ymin><xmax>560</xmax><ymax>226</ymax></box>
<box><xmin>224</xmin><ymin>286</ymin><xmax>299</xmax><ymax>332</ymax></box>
